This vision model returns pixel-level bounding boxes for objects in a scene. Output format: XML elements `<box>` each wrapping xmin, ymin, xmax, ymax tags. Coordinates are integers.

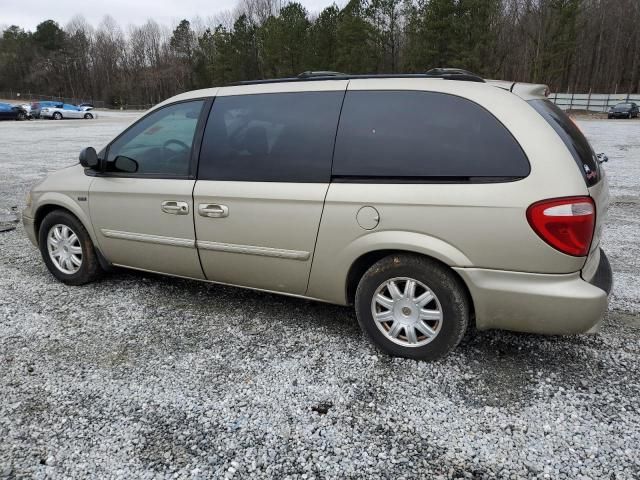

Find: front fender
<box><xmin>32</xmin><ymin>192</ymin><xmax>97</xmax><ymax>246</ymax></box>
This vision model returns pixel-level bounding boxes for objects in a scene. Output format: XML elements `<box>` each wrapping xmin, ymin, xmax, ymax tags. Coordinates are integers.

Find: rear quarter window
<box><xmin>332</xmin><ymin>90</ymin><xmax>530</xmax><ymax>181</ymax></box>
<box><xmin>528</xmin><ymin>99</ymin><xmax>600</xmax><ymax>186</ymax></box>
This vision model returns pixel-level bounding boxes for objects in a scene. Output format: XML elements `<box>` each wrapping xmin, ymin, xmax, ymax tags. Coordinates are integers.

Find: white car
<box><xmin>17</xmin><ymin>104</ymin><xmax>33</xmax><ymax>118</ymax></box>
<box><xmin>41</xmin><ymin>103</ymin><xmax>97</xmax><ymax>120</ymax></box>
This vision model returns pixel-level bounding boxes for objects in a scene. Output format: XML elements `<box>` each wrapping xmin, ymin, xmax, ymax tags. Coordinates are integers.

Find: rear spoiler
<box><xmin>486</xmin><ymin>80</ymin><xmax>550</xmax><ymax>100</ymax></box>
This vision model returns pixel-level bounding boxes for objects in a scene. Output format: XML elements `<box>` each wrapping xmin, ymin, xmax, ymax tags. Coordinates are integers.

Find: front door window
<box><xmin>106</xmin><ymin>100</ymin><xmax>204</xmax><ymax>177</ymax></box>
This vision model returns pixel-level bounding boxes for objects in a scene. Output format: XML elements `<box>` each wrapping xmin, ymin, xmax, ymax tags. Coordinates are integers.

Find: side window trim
<box><xmin>96</xmin><ymin>97</ymin><xmax>213</xmax><ymax>180</ymax></box>
<box><xmin>191</xmin><ymin>98</ymin><xmax>215</xmax><ymax>180</ymax></box>
<box><xmin>195</xmin><ymin>96</ymin><xmax>217</xmax><ymax>181</ymax></box>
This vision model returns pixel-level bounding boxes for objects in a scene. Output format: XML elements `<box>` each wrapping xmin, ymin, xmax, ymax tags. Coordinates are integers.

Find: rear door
<box><xmin>194</xmin><ymin>85</ymin><xmax>347</xmax><ymax>294</ymax></box>
<box><xmin>63</xmin><ymin>104</ymin><xmax>82</xmax><ymax>118</ymax></box>
<box><xmin>89</xmin><ymin>99</ymin><xmax>209</xmax><ymax>278</ymax></box>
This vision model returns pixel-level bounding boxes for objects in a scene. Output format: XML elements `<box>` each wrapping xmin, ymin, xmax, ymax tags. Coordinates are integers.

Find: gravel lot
<box><xmin>1</xmin><ymin>113</ymin><xmax>639</xmax><ymax>479</ymax></box>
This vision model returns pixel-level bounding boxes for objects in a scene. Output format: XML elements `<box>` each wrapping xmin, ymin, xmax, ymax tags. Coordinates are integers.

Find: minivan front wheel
<box><xmin>355</xmin><ymin>254</ymin><xmax>469</xmax><ymax>361</ymax></box>
<box><xmin>38</xmin><ymin>210</ymin><xmax>103</xmax><ymax>285</ymax></box>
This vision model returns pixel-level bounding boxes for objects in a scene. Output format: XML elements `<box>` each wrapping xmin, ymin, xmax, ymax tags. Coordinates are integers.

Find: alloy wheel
<box><xmin>371</xmin><ymin>277</ymin><xmax>443</xmax><ymax>347</ymax></box>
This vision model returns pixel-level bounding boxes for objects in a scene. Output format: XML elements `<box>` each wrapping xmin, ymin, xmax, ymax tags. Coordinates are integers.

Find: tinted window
<box><xmin>529</xmin><ymin>99</ymin><xmax>600</xmax><ymax>186</ymax></box>
<box><xmin>332</xmin><ymin>91</ymin><xmax>529</xmax><ymax>180</ymax></box>
<box><xmin>106</xmin><ymin>100</ymin><xmax>204</xmax><ymax>176</ymax></box>
<box><xmin>199</xmin><ymin>92</ymin><xmax>344</xmax><ymax>182</ymax></box>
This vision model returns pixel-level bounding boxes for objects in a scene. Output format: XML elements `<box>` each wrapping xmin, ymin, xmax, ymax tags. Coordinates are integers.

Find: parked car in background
<box><xmin>0</xmin><ymin>102</ymin><xmax>29</xmax><ymax>120</ymax></box>
<box><xmin>31</xmin><ymin>101</ymin><xmax>63</xmax><ymax>118</ymax></box>
<box><xmin>41</xmin><ymin>103</ymin><xmax>96</xmax><ymax>120</ymax></box>
<box><xmin>608</xmin><ymin>102</ymin><xmax>639</xmax><ymax>119</ymax></box>
<box><xmin>78</xmin><ymin>103</ymin><xmax>95</xmax><ymax>111</ymax></box>
<box><xmin>23</xmin><ymin>71</ymin><xmax>612</xmax><ymax>361</ymax></box>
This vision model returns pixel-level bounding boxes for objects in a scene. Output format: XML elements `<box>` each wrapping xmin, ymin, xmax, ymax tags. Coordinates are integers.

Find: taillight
<box><xmin>526</xmin><ymin>196</ymin><xmax>595</xmax><ymax>257</ymax></box>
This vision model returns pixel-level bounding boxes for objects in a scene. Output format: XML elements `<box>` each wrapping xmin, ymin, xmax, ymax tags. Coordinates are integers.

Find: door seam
<box><xmin>304</xmin><ymin>83</ymin><xmax>349</xmax><ymax>294</ymax></box>
<box><xmin>192</xmin><ymin>179</ymin><xmax>208</xmax><ymax>280</ymax></box>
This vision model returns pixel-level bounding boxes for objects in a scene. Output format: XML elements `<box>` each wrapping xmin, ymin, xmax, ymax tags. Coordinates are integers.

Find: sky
<box><xmin>1</xmin><ymin>0</ymin><xmax>338</xmax><ymax>31</ymax></box>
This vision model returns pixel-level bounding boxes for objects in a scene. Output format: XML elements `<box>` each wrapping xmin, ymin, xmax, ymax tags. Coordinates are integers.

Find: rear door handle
<box><xmin>199</xmin><ymin>204</ymin><xmax>229</xmax><ymax>218</ymax></box>
<box><xmin>161</xmin><ymin>200</ymin><xmax>189</xmax><ymax>215</ymax></box>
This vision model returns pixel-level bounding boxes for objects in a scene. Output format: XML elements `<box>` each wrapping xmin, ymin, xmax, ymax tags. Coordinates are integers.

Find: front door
<box><xmin>89</xmin><ymin>99</ymin><xmax>208</xmax><ymax>279</ymax></box>
<box><xmin>194</xmin><ymin>88</ymin><xmax>346</xmax><ymax>294</ymax></box>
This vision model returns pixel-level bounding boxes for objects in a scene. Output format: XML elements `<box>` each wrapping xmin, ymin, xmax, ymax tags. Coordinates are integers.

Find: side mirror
<box><xmin>114</xmin><ymin>156</ymin><xmax>139</xmax><ymax>173</ymax></box>
<box><xmin>79</xmin><ymin>147</ymin><xmax>100</xmax><ymax>169</ymax></box>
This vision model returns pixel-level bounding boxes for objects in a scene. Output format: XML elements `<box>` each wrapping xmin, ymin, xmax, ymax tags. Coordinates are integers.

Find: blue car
<box><xmin>0</xmin><ymin>102</ymin><xmax>28</xmax><ymax>121</ymax></box>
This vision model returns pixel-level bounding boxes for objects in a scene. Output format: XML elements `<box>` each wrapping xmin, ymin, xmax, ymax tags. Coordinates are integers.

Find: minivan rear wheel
<box><xmin>355</xmin><ymin>254</ymin><xmax>469</xmax><ymax>361</ymax></box>
<box><xmin>38</xmin><ymin>210</ymin><xmax>103</xmax><ymax>285</ymax></box>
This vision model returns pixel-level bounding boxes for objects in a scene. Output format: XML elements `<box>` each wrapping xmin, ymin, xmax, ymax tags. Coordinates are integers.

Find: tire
<box><xmin>38</xmin><ymin>210</ymin><xmax>103</xmax><ymax>285</ymax></box>
<box><xmin>608</xmin><ymin>115</ymin><xmax>612</xmax><ymax>119</ymax></box>
<box><xmin>83</xmin><ymin>112</ymin><xmax>93</xmax><ymax>119</ymax></box>
<box><xmin>355</xmin><ymin>254</ymin><xmax>469</xmax><ymax>361</ymax></box>
<box><xmin>16</xmin><ymin>112</ymin><xmax>25</xmax><ymax>121</ymax></box>
<box><xmin>53</xmin><ymin>112</ymin><xmax>62</xmax><ymax>120</ymax></box>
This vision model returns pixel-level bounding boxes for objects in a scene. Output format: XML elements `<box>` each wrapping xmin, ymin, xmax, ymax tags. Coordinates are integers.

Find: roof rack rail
<box><xmin>425</xmin><ymin>68</ymin><xmax>484</xmax><ymax>82</ymax></box>
<box><xmin>234</xmin><ymin>69</ymin><xmax>485</xmax><ymax>86</ymax></box>
<box><xmin>297</xmin><ymin>71</ymin><xmax>346</xmax><ymax>78</ymax></box>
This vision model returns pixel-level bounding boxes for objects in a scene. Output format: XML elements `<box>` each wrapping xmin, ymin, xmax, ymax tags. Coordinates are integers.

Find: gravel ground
<box><xmin>0</xmin><ymin>114</ymin><xmax>639</xmax><ymax>479</ymax></box>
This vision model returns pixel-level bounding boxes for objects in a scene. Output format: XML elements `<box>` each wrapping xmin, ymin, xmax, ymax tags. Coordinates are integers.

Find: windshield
<box><xmin>614</xmin><ymin>103</ymin><xmax>632</xmax><ymax>111</ymax></box>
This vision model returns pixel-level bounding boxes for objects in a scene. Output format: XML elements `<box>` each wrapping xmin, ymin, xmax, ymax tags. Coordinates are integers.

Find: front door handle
<box><xmin>199</xmin><ymin>204</ymin><xmax>229</xmax><ymax>218</ymax></box>
<box><xmin>161</xmin><ymin>200</ymin><xmax>189</xmax><ymax>215</ymax></box>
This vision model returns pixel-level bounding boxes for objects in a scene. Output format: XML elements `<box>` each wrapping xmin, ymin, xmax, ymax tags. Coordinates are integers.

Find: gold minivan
<box><xmin>23</xmin><ymin>71</ymin><xmax>613</xmax><ymax>360</ymax></box>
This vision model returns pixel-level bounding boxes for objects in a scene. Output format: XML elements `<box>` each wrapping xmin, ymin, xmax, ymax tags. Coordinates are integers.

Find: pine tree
<box><xmin>309</xmin><ymin>5</ymin><xmax>340</xmax><ymax>71</ymax></box>
<box><xmin>335</xmin><ymin>0</ymin><xmax>378</xmax><ymax>73</ymax></box>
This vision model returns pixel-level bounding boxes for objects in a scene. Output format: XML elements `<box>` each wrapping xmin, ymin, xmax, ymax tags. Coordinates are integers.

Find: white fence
<box><xmin>550</xmin><ymin>92</ymin><xmax>640</xmax><ymax>112</ymax></box>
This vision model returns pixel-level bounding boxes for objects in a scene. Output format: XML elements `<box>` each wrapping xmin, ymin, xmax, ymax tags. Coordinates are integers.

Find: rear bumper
<box><xmin>454</xmin><ymin>250</ymin><xmax>612</xmax><ymax>335</ymax></box>
<box><xmin>586</xmin><ymin>249</ymin><xmax>613</xmax><ymax>295</ymax></box>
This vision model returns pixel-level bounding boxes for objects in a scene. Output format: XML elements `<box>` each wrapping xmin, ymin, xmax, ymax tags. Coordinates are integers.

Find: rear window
<box><xmin>199</xmin><ymin>92</ymin><xmax>344</xmax><ymax>182</ymax></box>
<box><xmin>529</xmin><ymin>99</ymin><xmax>600</xmax><ymax>186</ymax></box>
<box><xmin>332</xmin><ymin>90</ymin><xmax>530</xmax><ymax>181</ymax></box>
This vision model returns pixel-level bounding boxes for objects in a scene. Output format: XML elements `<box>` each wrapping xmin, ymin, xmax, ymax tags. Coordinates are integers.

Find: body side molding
<box><xmin>101</xmin><ymin>229</ymin><xmax>195</xmax><ymax>248</ymax></box>
<box><xmin>197</xmin><ymin>240</ymin><xmax>310</xmax><ymax>260</ymax></box>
